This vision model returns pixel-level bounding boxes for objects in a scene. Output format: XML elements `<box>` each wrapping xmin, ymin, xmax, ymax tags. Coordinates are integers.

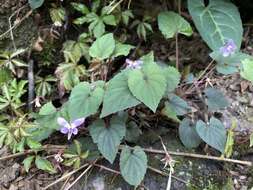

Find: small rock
<box><xmin>229</xmin><ymin>84</ymin><xmax>240</xmax><ymax>91</ymax></box>
<box><xmin>92</xmin><ymin>177</ymin><xmax>105</xmax><ymax>190</ymax></box>
<box><xmin>0</xmin><ymin>163</ymin><xmax>20</xmax><ymax>187</ymax></box>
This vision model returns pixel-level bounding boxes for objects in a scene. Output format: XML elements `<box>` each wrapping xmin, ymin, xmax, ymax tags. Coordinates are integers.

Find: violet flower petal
<box><xmin>72</xmin><ymin>127</ymin><xmax>78</xmax><ymax>135</ymax></box>
<box><xmin>71</xmin><ymin>118</ymin><xmax>85</xmax><ymax>128</ymax></box>
<box><xmin>57</xmin><ymin>117</ymin><xmax>70</xmax><ymax>128</ymax></box>
<box><xmin>60</xmin><ymin>126</ymin><xmax>69</xmax><ymax>134</ymax></box>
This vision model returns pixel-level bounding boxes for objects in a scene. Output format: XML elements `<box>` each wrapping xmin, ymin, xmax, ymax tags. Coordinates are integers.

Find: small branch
<box><xmin>118</xmin><ymin>146</ymin><xmax>252</xmax><ymax>166</ymax></box>
<box><xmin>175</xmin><ymin>32</ymin><xmax>179</xmax><ymax>69</ymax></box>
<box><xmin>42</xmin><ymin>163</ymin><xmax>89</xmax><ymax>190</ymax></box>
<box><xmin>65</xmin><ymin>164</ymin><xmax>94</xmax><ymax>190</ymax></box>
<box><xmin>92</xmin><ymin>163</ymin><xmax>120</xmax><ymax>175</ymax></box>
<box><xmin>28</xmin><ymin>59</ymin><xmax>34</xmax><ymax>111</ymax></box>
<box><xmin>0</xmin><ymin>145</ymin><xmax>66</xmax><ymax>161</ymax></box>
<box><xmin>0</xmin><ymin>9</ymin><xmax>33</xmax><ymax>40</ymax></box>
<box><xmin>148</xmin><ymin>166</ymin><xmax>188</xmax><ymax>185</ymax></box>
<box><xmin>186</xmin><ymin>59</ymin><xmax>215</xmax><ymax>94</ymax></box>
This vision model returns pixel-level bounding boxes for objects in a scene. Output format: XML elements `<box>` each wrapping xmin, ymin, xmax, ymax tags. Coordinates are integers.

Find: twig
<box><xmin>28</xmin><ymin>59</ymin><xmax>34</xmax><ymax>111</ymax></box>
<box><xmin>65</xmin><ymin>164</ymin><xmax>94</xmax><ymax>190</ymax></box>
<box><xmin>0</xmin><ymin>145</ymin><xmax>66</xmax><ymax>161</ymax></box>
<box><xmin>186</xmin><ymin>59</ymin><xmax>215</xmax><ymax>94</ymax></box>
<box><xmin>92</xmin><ymin>163</ymin><xmax>120</xmax><ymax>175</ymax></box>
<box><xmin>148</xmin><ymin>166</ymin><xmax>188</xmax><ymax>185</ymax></box>
<box><xmin>175</xmin><ymin>32</ymin><xmax>179</xmax><ymax>69</ymax></box>
<box><xmin>42</xmin><ymin>164</ymin><xmax>89</xmax><ymax>190</ymax></box>
<box><xmin>118</xmin><ymin>146</ymin><xmax>252</xmax><ymax>166</ymax></box>
<box><xmin>59</xmin><ymin>175</ymin><xmax>72</xmax><ymax>190</ymax></box>
<box><xmin>0</xmin><ymin>9</ymin><xmax>33</xmax><ymax>40</ymax></box>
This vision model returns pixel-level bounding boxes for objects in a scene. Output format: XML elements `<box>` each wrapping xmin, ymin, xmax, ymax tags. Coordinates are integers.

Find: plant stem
<box><xmin>118</xmin><ymin>145</ymin><xmax>252</xmax><ymax>166</ymax></box>
<box><xmin>42</xmin><ymin>163</ymin><xmax>89</xmax><ymax>190</ymax></box>
<box><xmin>0</xmin><ymin>145</ymin><xmax>66</xmax><ymax>161</ymax></box>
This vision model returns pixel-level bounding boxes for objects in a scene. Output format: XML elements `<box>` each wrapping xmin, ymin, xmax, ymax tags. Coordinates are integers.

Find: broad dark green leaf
<box><xmin>161</xmin><ymin>101</ymin><xmax>180</xmax><ymax>123</ymax></box>
<box><xmin>112</xmin><ymin>42</ymin><xmax>134</xmax><ymax>58</ymax></box>
<box><xmin>89</xmin><ymin>33</ymin><xmax>115</xmax><ymax>60</ymax></box>
<box><xmin>240</xmin><ymin>59</ymin><xmax>253</xmax><ymax>82</ymax></box>
<box><xmin>100</xmin><ymin>71</ymin><xmax>140</xmax><ymax>118</ymax></box>
<box><xmin>29</xmin><ymin>0</ymin><xmax>44</xmax><ymax>9</ymax></box>
<box><xmin>168</xmin><ymin>95</ymin><xmax>190</xmax><ymax>115</ymax></box>
<box><xmin>158</xmin><ymin>11</ymin><xmax>192</xmax><ymax>39</ymax></box>
<box><xmin>196</xmin><ymin>117</ymin><xmax>227</xmax><ymax>153</ymax></box>
<box><xmin>68</xmin><ymin>81</ymin><xmax>104</xmax><ymax>120</ymax></box>
<box><xmin>204</xmin><ymin>88</ymin><xmax>229</xmax><ymax>111</ymax></box>
<box><xmin>120</xmin><ymin>146</ymin><xmax>147</xmax><ymax>186</ymax></box>
<box><xmin>128</xmin><ymin>63</ymin><xmax>166</xmax><ymax>112</ymax></box>
<box><xmin>188</xmin><ymin>0</ymin><xmax>243</xmax><ymax>51</ymax></box>
<box><xmin>179</xmin><ymin>118</ymin><xmax>202</xmax><ymax>148</ymax></box>
<box><xmin>89</xmin><ymin>116</ymin><xmax>126</xmax><ymax>163</ymax></box>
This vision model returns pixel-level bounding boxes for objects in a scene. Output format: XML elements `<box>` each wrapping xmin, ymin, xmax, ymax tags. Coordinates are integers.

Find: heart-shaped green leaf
<box><xmin>188</xmin><ymin>0</ymin><xmax>243</xmax><ymax>51</ymax></box>
<box><xmin>158</xmin><ymin>11</ymin><xmax>193</xmax><ymax>39</ymax></box>
<box><xmin>89</xmin><ymin>116</ymin><xmax>126</xmax><ymax>163</ymax></box>
<box><xmin>240</xmin><ymin>59</ymin><xmax>253</xmax><ymax>83</ymax></box>
<box><xmin>68</xmin><ymin>81</ymin><xmax>105</xmax><ymax>120</ymax></box>
<box><xmin>179</xmin><ymin>118</ymin><xmax>202</xmax><ymax>148</ymax></box>
<box><xmin>89</xmin><ymin>33</ymin><xmax>115</xmax><ymax>60</ymax></box>
<box><xmin>168</xmin><ymin>95</ymin><xmax>190</xmax><ymax>116</ymax></box>
<box><xmin>120</xmin><ymin>146</ymin><xmax>147</xmax><ymax>186</ymax></box>
<box><xmin>163</xmin><ymin>66</ymin><xmax>181</xmax><ymax>92</ymax></box>
<box><xmin>204</xmin><ymin>88</ymin><xmax>229</xmax><ymax>111</ymax></box>
<box><xmin>100</xmin><ymin>71</ymin><xmax>140</xmax><ymax>118</ymax></box>
<box><xmin>196</xmin><ymin>117</ymin><xmax>227</xmax><ymax>153</ymax></box>
<box><xmin>128</xmin><ymin>63</ymin><xmax>166</xmax><ymax>112</ymax></box>
<box><xmin>29</xmin><ymin>0</ymin><xmax>44</xmax><ymax>9</ymax></box>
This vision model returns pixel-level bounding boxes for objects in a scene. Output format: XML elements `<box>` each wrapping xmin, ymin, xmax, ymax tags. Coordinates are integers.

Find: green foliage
<box><xmin>63</xmin><ymin>140</ymin><xmax>89</xmax><ymax>169</ymax></box>
<box><xmin>0</xmin><ymin>68</ymin><xmax>11</xmax><ymax>85</ymax></box>
<box><xmin>240</xmin><ymin>59</ymin><xmax>253</xmax><ymax>82</ymax></box>
<box><xmin>0</xmin><ymin>80</ymin><xmax>27</xmax><ymax>112</ymax></box>
<box><xmin>89</xmin><ymin>33</ymin><xmax>115</xmax><ymax>60</ymax></box>
<box><xmin>23</xmin><ymin>156</ymin><xmax>35</xmax><ymax>172</ymax></box>
<box><xmin>72</xmin><ymin>2</ymin><xmax>116</xmax><ymax>37</ymax></box>
<box><xmin>196</xmin><ymin>117</ymin><xmax>227</xmax><ymax>153</ymax></box>
<box><xmin>158</xmin><ymin>11</ymin><xmax>192</xmax><ymax>39</ymax></box>
<box><xmin>89</xmin><ymin>116</ymin><xmax>126</xmax><ymax>163</ymax></box>
<box><xmin>163</xmin><ymin>66</ymin><xmax>181</xmax><ymax>92</ymax></box>
<box><xmin>128</xmin><ymin>62</ymin><xmax>166</xmax><ymax>112</ymax></box>
<box><xmin>4</xmin><ymin>0</ymin><xmax>253</xmax><ymax>186</ymax></box>
<box><xmin>100</xmin><ymin>70</ymin><xmax>140</xmax><ymax>118</ymax></box>
<box><xmin>204</xmin><ymin>88</ymin><xmax>229</xmax><ymax>111</ymax></box>
<box><xmin>68</xmin><ymin>81</ymin><xmax>105</xmax><ymax>120</ymax></box>
<box><xmin>35</xmin><ymin>156</ymin><xmax>56</xmax><ymax>173</ymax></box>
<box><xmin>120</xmin><ymin>146</ymin><xmax>147</xmax><ymax>186</ymax></box>
<box><xmin>29</xmin><ymin>0</ymin><xmax>44</xmax><ymax>9</ymax></box>
<box><xmin>131</xmin><ymin>17</ymin><xmax>153</xmax><ymax>41</ymax></box>
<box><xmin>179</xmin><ymin>118</ymin><xmax>202</xmax><ymax>148</ymax></box>
<box><xmin>188</xmin><ymin>0</ymin><xmax>243</xmax><ymax>52</ymax></box>
<box><xmin>223</xmin><ymin>119</ymin><xmax>236</xmax><ymax>158</ymax></box>
<box><xmin>0</xmin><ymin>49</ymin><xmax>27</xmax><ymax>75</ymax></box>
<box><xmin>35</xmin><ymin>75</ymin><xmax>56</xmax><ymax>97</ymax></box>
<box><xmin>50</xmin><ymin>7</ymin><xmax>66</xmax><ymax>26</ymax></box>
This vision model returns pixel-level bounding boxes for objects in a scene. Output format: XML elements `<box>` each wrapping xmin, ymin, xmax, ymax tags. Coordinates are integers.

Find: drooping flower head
<box><xmin>219</xmin><ymin>39</ymin><xmax>237</xmax><ymax>57</ymax></box>
<box><xmin>57</xmin><ymin>117</ymin><xmax>85</xmax><ymax>140</ymax></box>
<box><xmin>126</xmin><ymin>59</ymin><xmax>143</xmax><ymax>69</ymax></box>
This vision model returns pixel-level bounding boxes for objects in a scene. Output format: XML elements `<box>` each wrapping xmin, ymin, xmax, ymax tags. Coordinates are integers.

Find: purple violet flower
<box><xmin>219</xmin><ymin>39</ymin><xmax>237</xmax><ymax>57</ymax></box>
<box><xmin>126</xmin><ymin>59</ymin><xmax>143</xmax><ymax>69</ymax></box>
<box><xmin>57</xmin><ymin>117</ymin><xmax>85</xmax><ymax>140</ymax></box>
